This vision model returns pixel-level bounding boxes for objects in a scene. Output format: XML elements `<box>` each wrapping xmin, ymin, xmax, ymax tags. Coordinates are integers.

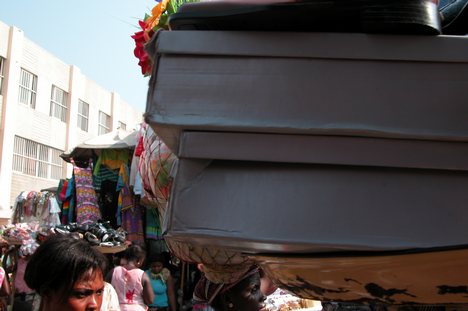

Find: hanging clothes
<box><xmin>12</xmin><ymin>191</ymin><xmax>28</xmax><ymax>223</ymax></box>
<box><xmin>94</xmin><ymin>149</ymin><xmax>131</xmax><ymax>175</ymax></box>
<box><xmin>93</xmin><ymin>165</ymin><xmax>119</xmax><ymax>191</ymax></box>
<box><xmin>117</xmin><ymin>163</ymin><xmax>145</xmax><ymax>244</ymax></box>
<box><xmin>145</xmin><ymin>206</ymin><xmax>168</xmax><ymax>256</ymax></box>
<box><xmin>73</xmin><ymin>159</ymin><xmax>101</xmax><ymax>224</ymax></box>
<box><xmin>11</xmin><ymin>191</ymin><xmax>60</xmax><ymax>226</ymax></box>
<box><xmin>145</xmin><ymin>207</ymin><xmax>163</xmax><ymax>240</ymax></box>
<box><xmin>121</xmin><ymin>202</ymin><xmax>145</xmax><ymax>245</ymax></box>
<box><xmin>65</xmin><ymin>176</ymin><xmax>76</xmax><ymax>224</ymax></box>
<box><xmin>116</xmin><ymin>164</ymin><xmax>134</xmax><ymax>225</ymax></box>
<box><xmin>46</xmin><ymin>193</ymin><xmax>61</xmax><ymax>227</ymax></box>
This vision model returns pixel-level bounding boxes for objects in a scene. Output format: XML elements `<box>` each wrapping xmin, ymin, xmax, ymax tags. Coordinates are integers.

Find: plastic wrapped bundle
<box><xmin>139</xmin><ymin>125</ymin><xmax>177</xmax><ymax>207</ymax></box>
<box><xmin>166</xmin><ymin>238</ymin><xmax>253</xmax><ymax>284</ymax></box>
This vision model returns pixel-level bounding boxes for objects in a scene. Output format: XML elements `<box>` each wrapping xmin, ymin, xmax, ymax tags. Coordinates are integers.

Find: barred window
<box><xmin>98</xmin><ymin>111</ymin><xmax>111</xmax><ymax>135</ymax></box>
<box><xmin>77</xmin><ymin>100</ymin><xmax>89</xmax><ymax>132</ymax></box>
<box><xmin>19</xmin><ymin>68</ymin><xmax>37</xmax><ymax>108</ymax></box>
<box><xmin>50</xmin><ymin>85</ymin><xmax>68</xmax><ymax>122</ymax></box>
<box><xmin>13</xmin><ymin>136</ymin><xmax>63</xmax><ymax>180</ymax></box>
<box><xmin>118</xmin><ymin>121</ymin><xmax>126</xmax><ymax>131</ymax></box>
<box><xmin>0</xmin><ymin>57</ymin><xmax>5</xmax><ymax>95</ymax></box>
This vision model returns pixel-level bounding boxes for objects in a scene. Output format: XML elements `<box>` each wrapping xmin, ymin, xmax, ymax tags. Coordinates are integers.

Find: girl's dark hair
<box><xmin>149</xmin><ymin>252</ymin><xmax>168</xmax><ymax>265</ymax></box>
<box><xmin>123</xmin><ymin>244</ymin><xmax>146</xmax><ymax>262</ymax></box>
<box><xmin>24</xmin><ymin>234</ymin><xmax>108</xmax><ymax>301</ymax></box>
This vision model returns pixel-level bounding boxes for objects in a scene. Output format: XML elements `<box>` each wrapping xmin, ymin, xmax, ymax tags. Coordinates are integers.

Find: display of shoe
<box><xmin>168</xmin><ymin>0</ymin><xmax>441</xmax><ymax>35</ymax></box>
<box><xmin>53</xmin><ymin>227</ymin><xmax>70</xmax><ymax>235</ymax></box>
<box><xmin>69</xmin><ymin>232</ymin><xmax>83</xmax><ymax>240</ymax></box>
<box><xmin>439</xmin><ymin>0</ymin><xmax>468</xmax><ymax>34</ymax></box>
<box><xmin>48</xmin><ymin>222</ymin><xmax>128</xmax><ymax>247</ymax></box>
<box><xmin>89</xmin><ymin>223</ymin><xmax>110</xmax><ymax>240</ymax></box>
<box><xmin>84</xmin><ymin>232</ymin><xmax>100</xmax><ymax>245</ymax></box>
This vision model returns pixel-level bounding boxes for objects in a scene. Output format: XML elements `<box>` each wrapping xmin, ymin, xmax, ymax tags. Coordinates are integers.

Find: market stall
<box><xmin>56</xmin><ymin>125</ymin><xmax>176</xmax><ymax>258</ymax></box>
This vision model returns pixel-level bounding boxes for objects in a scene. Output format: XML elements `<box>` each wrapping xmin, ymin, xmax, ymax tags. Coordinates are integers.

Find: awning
<box><xmin>60</xmin><ymin>129</ymin><xmax>137</xmax><ymax>163</ymax></box>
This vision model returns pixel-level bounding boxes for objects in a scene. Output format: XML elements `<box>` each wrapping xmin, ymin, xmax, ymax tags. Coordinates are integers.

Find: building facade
<box><xmin>0</xmin><ymin>20</ymin><xmax>142</xmax><ymax>220</ymax></box>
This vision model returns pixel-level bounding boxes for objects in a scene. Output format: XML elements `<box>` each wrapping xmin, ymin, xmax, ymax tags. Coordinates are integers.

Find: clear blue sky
<box><xmin>0</xmin><ymin>0</ymin><xmax>154</xmax><ymax>113</ymax></box>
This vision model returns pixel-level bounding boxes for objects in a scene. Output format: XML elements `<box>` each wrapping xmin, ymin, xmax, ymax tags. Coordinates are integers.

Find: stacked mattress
<box><xmin>145</xmin><ymin>30</ymin><xmax>468</xmax><ymax>303</ymax></box>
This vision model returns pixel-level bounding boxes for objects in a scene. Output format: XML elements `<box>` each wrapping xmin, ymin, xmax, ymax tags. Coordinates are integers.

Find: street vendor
<box><xmin>193</xmin><ymin>265</ymin><xmax>266</xmax><ymax>311</ymax></box>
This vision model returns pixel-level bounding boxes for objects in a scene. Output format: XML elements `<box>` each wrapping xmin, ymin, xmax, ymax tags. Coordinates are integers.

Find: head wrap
<box><xmin>193</xmin><ymin>265</ymin><xmax>260</xmax><ymax>305</ymax></box>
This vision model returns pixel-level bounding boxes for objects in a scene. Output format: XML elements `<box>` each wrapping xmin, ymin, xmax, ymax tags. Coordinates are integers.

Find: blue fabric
<box><xmin>146</xmin><ymin>271</ymin><xmax>169</xmax><ymax>307</ymax></box>
<box><xmin>66</xmin><ymin>176</ymin><xmax>75</xmax><ymax>223</ymax></box>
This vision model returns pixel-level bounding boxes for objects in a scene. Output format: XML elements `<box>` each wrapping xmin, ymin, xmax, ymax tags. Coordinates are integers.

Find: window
<box><xmin>50</xmin><ymin>85</ymin><xmax>68</xmax><ymax>122</ymax></box>
<box><xmin>77</xmin><ymin>100</ymin><xmax>89</xmax><ymax>132</ymax></box>
<box><xmin>13</xmin><ymin>136</ymin><xmax>63</xmax><ymax>180</ymax></box>
<box><xmin>18</xmin><ymin>68</ymin><xmax>37</xmax><ymax>108</ymax></box>
<box><xmin>98</xmin><ymin>111</ymin><xmax>111</xmax><ymax>135</ymax></box>
<box><xmin>0</xmin><ymin>57</ymin><xmax>5</xmax><ymax>95</ymax></box>
<box><xmin>118</xmin><ymin>121</ymin><xmax>126</xmax><ymax>131</ymax></box>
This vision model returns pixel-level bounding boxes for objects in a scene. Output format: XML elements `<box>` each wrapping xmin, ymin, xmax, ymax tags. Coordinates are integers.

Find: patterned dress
<box><xmin>73</xmin><ymin>160</ymin><xmax>101</xmax><ymax>224</ymax></box>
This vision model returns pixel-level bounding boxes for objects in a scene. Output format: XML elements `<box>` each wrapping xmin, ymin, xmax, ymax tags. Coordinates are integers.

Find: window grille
<box><xmin>18</xmin><ymin>69</ymin><xmax>37</xmax><ymax>108</ymax></box>
<box><xmin>77</xmin><ymin>100</ymin><xmax>89</xmax><ymax>132</ymax></box>
<box><xmin>12</xmin><ymin>136</ymin><xmax>63</xmax><ymax>180</ymax></box>
<box><xmin>98</xmin><ymin>111</ymin><xmax>111</xmax><ymax>135</ymax></box>
<box><xmin>118</xmin><ymin>121</ymin><xmax>126</xmax><ymax>131</ymax></box>
<box><xmin>50</xmin><ymin>85</ymin><xmax>68</xmax><ymax>122</ymax></box>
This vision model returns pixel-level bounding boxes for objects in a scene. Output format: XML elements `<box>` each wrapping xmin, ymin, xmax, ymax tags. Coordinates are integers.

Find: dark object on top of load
<box><xmin>169</xmin><ymin>0</ymin><xmax>441</xmax><ymax>35</ymax></box>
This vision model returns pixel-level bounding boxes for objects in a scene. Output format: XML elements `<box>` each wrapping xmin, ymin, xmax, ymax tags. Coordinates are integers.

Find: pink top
<box><xmin>14</xmin><ymin>257</ymin><xmax>34</xmax><ymax>294</ymax></box>
<box><xmin>111</xmin><ymin>266</ymin><xmax>147</xmax><ymax>311</ymax></box>
<box><xmin>0</xmin><ymin>267</ymin><xmax>5</xmax><ymax>287</ymax></box>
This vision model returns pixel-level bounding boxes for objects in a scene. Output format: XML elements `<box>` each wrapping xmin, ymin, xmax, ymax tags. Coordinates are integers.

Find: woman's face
<box><xmin>150</xmin><ymin>261</ymin><xmax>164</xmax><ymax>274</ymax></box>
<box><xmin>46</xmin><ymin>269</ymin><xmax>105</xmax><ymax>311</ymax></box>
<box><xmin>228</xmin><ymin>272</ymin><xmax>266</xmax><ymax>311</ymax></box>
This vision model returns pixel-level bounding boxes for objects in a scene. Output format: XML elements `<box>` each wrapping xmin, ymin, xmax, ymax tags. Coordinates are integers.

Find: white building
<box><xmin>0</xmin><ymin>20</ymin><xmax>143</xmax><ymax>222</ymax></box>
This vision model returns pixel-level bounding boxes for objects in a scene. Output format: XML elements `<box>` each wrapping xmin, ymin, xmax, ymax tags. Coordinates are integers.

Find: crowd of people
<box><xmin>0</xmin><ymin>233</ymin><xmax>279</xmax><ymax>311</ymax></box>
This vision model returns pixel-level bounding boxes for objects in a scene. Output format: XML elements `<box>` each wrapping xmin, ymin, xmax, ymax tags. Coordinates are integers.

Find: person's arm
<box><xmin>141</xmin><ymin>272</ymin><xmax>155</xmax><ymax>306</ymax></box>
<box><xmin>0</xmin><ymin>269</ymin><xmax>10</xmax><ymax>311</ymax></box>
<box><xmin>166</xmin><ymin>275</ymin><xmax>177</xmax><ymax>311</ymax></box>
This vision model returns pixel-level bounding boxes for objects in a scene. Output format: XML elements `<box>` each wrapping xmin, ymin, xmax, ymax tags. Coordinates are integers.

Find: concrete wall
<box><xmin>0</xmin><ymin>20</ymin><xmax>143</xmax><ymax>220</ymax></box>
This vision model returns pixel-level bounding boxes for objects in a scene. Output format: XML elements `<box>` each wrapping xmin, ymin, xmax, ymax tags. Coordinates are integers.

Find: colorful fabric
<box><xmin>139</xmin><ymin>125</ymin><xmax>176</xmax><ymax>205</ymax></box>
<box><xmin>135</xmin><ymin>136</ymin><xmax>144</xmax><ymax>157</ymax></box>
<box><xmin>117</xmin><ymin>164</ymin><xmax>133</xmax><ymax>210</ymax></box>
<box><xmin>94</xmin><ymin>149</ymin><xmax>131</xmax><ymax>175</ymax></box>
<box><xmin>93</xmin><ymin>166</ymin><xmax>119</xmax><ymax>191</ymax></box>
<box><xmin>116</xmin><ymin>164</ymin><xmax>134</xmax><ymax>225</ymax></box>
<box><xmin>65</xmin><ymin>176</ymin><xmax>76</xmax><ymax>224</ymax></box>
<box><xmin>121</xmin><ymin>204</ymin><xmax>145</xmax><ymax>245</ymax></box>
<box><xmin>58</xmin><ymin>179</ymin><xmax>67</xmax><ymax>202</ymax></box>
<box><xmin>145</xmin><ymin>207</ymin><xmax>163</xmax><ymax>240</ymax></box>
<box><xmin>111</xmin><ymin>266</ymin><xmax>147</xmax><ymax>311</ymax></box>
<box><xmin>73</xmin><ymin>160</ymin><xmax>101</xmax><ymax>224</ymax></box>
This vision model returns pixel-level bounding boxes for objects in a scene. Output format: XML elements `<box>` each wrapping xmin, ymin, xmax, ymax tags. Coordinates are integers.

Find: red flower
<box><xmin>131</xmin><ymin>20</ymin><xmax>153</xmax><ymax>76</ymax></box>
